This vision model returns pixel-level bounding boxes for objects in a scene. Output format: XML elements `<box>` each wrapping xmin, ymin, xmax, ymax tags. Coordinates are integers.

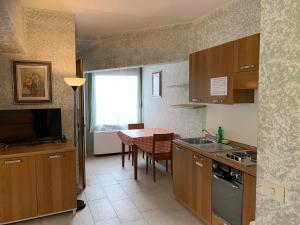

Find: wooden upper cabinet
<box><xmin>207</xmin><ymin>42</ymin><xmax>235</xmax><ymax>104</ymax></box>
<box><xmin>189</xmin><ymin>50</ymin><xmax>209</xmax><ymax>103</ymax></box>
<box><xmin>234</xmin><ymin>34</ymin><xmax>260</xmax><ymax>89</ymax></box>
<box><xmin>0</xmin><ymin>156</ymin><xmax>37</xmax><ymax>223</ymax></box>
<box><xmin>234</xmin><ymin>34</ymin><xmax>260</xmax><ymax>73</ymax></box>
<box><xmin>207</xmin><ymin>41</ymin><xmax>235</xmax><ymax>76</ymax></box>
<box><xmin>36</xmin><ymin>151</ymin><xmax>77</xmax><ymax>215</ymax></box>
<box><xmin>189</xmin><ymin>34</ymin><xmax>259</xmax><ymax>104</ymax></box>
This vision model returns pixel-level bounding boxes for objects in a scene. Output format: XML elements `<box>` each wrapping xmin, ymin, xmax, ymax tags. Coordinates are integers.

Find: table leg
<box><xmin>122</xmin><ymin>142</ymin><xmax>125</xmax><ymax>167</ymax></box>
<box><xmin>133</xmin><ymin>145</ymin><xmax>138</xmax><ymax>180</ymax></box>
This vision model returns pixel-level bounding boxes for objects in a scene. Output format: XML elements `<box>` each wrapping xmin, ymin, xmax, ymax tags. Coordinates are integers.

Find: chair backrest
<box><xmin>128</xmin><ymin>123</ymin><xmax>144</xmax><ymax>130</ymax></box>
<box><xmin>152</xmin><ymin>133</ymin><xmax>174</xmax><ymax>154</ymax></box>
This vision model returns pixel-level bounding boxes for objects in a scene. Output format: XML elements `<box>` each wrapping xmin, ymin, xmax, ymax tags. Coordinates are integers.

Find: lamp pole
<box><xmin>64</xmin><ymin>77</ymin><xmax>86</xmax><ymax>211</ymax></box>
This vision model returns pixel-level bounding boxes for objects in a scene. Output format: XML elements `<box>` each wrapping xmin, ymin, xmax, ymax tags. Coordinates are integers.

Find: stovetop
<box><xmin>218</xmin><ymin>150</ymin><xmax>257</xmax><ymax>166</ymax></box>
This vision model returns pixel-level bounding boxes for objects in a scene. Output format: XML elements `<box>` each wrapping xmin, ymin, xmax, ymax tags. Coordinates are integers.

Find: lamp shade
<box><xmin>64</xmin><ymin>77</ymin><xmax>86</xmax><ymax>87</ymax></box>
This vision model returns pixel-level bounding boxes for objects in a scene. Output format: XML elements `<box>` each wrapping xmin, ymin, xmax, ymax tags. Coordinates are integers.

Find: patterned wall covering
<box><xmin>80</xmin><ymin>0</ymin><xmax>260</xmax><ymax>71</ymax></box>
<box><xmin>255</xmin><ymin>0</ymin><xmax>300</xmax><ymax>224</ymax></box>
<box><xmin>83</xmin><ymin>0</ymin><xmax>260</xmax><ymax>146</ymax></box>
<box><xmin>0</xmin><ymin>0</ymin><xmax>25</xmax><ymax>54</ymax></box>
<box><xmin>0</xmin><ymin>8</ymin><xmax>76</xmax><ymax>142</ymax></box>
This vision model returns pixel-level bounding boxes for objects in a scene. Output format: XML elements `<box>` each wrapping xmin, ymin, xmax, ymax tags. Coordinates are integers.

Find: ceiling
<box><xmin>21</xmin><ymin>0</ymin><xmax>231</xmax><ymax>51</ymax></box>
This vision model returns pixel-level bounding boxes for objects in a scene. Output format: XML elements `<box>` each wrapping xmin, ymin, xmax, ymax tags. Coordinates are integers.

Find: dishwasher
<box><xmin>212</xmin><ymin>160</ymin><xmax>243</xmax><ymax>225</ymax></box>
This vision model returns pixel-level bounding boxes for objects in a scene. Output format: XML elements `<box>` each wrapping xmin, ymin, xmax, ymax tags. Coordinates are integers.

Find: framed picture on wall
<box><xmin>12</xmin><ymin>61</ymin><xmax>52</xmax><ymax>104</ymax></box>
<box><xmin>152</xmin><ymin>71</ymin><xmax>162</xmax><ymax>97</ymax></box>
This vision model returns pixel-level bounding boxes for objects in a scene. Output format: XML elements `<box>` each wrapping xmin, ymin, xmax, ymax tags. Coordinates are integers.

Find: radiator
<box><xmin>93</xmin><ymin>131</ymin><xmax>125</xmax><ymax>155</ymax></box>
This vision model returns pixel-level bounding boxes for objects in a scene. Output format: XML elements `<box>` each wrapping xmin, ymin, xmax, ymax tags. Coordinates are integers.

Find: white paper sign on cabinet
<box><xmin>210</xmin><ymin>76</ymin><xmax>227</xmax><ymax>96</ymax></box>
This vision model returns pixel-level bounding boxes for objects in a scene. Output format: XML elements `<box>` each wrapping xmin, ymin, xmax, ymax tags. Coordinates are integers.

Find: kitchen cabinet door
<box><xmin>0</xmin><ymin>156</ymin><xmax>37</xmax><ymax>223</ymax></box>
<box><xmin>192</xmin><ymin>153</ymin><xmax>212</xmax><ymax>224</ymax></box>
<box><xmin>189</xmin><ymin>50</ymin><xmax>209</xmax><ymax>103</ymax></box>
<box><xmin>233</xmin><ymin>34</ymin><xmax>260</xmax><ymax>90</ymax></box>
<box><xmin>207</xmin><ymin>42</ymin><xmax>235</xmax><ymax>104</ymax></box>
<box><xmin>172</xmin><ymin>144</ymin><xmax>186</xmax><ymax>203</ymax></box>
<box><xmin>243</xmin><ymin>174</ymin><xmax>256</xmax><ymax>225</ymax></box>
<box><xmin>234</xmin><ymin>34</ymin><xmax>260</xmax><ymax>73</ymax></box>
<box><xmin>36</xmin><ymin>151</ymin><xmax>77</xmax><ymax>215</ymax></box>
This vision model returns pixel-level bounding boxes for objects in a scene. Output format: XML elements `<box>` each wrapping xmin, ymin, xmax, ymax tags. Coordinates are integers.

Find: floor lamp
<box><xmin>64</xmin><ymin>77</ymin><xmax>86</xmax><ymax>211</ymax></box>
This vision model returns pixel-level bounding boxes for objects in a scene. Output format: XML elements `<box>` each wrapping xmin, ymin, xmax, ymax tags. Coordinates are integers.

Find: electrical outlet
<box><xmin>262</xmin><ymin>180</ymin><xmax>285</xmax><ymax>204</ymax></box>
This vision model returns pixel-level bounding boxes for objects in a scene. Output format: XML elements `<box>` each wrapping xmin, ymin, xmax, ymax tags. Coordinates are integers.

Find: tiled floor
<box><xmin>15</xmin><ymin>154</ymin><xmax>204</xmax><ymax>225</ymax></box>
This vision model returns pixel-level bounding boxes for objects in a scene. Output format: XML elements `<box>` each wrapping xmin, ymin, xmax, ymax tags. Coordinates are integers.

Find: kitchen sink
<box><xmin>181</xmin><ymin>137</ymin><xmax>214</xmax><ymax>145</ymax></box>
<box><xmin>179</xmin><ymin>137</ymin><xmax>233</xmax><ymax>153</ymax></box>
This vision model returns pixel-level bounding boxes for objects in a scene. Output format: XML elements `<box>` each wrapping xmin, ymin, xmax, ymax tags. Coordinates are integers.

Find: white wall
<box><xmin>142</xmin><ymin>61</ymin><xmax>258</xmax><ymax>146</ymax></box>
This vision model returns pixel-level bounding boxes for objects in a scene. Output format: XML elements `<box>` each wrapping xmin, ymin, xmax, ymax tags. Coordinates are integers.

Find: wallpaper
<box><xmin>0</xmin><ymin>0</ymin><xmax>24</xmax><ymax>54</ymax></box>
<box><xmin>255</xmin><ymin>0</ymin><xmax>300</xmax><ymax>224</ymax></box>
<box><xmin>0</xmin><ymin>7</ymin><xmax>76</xmax><ymax>142</ymax></box>
<box><xmin>80</xmin><ymin>0</ymin><xmax>261</xmax><ymax>71</ymax></box>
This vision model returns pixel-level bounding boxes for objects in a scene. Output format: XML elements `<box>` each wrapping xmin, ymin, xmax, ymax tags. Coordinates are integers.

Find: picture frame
<box><xmin>152</xmin><ymin>71</ymin><xmax>162</xmax><ymax>97</ymax></box>
<box><xmin>12</xmin><ymin>61</ymin><xmax>52</xmax><ymax>104</ymax></box>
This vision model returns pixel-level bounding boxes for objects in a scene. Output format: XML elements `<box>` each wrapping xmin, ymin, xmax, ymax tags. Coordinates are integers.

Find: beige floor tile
<box><xmin>86</xmin><ymin>172</ymin><xmax>101</xmax><ymax>186</ymax></box>
<box><xmin>15</xmin><ymin>218</ymin><xmax>41</xmax><ymax>225</ymax></box>
<box><xmin>111</xmin><ymin>198</ymin><xmax>143</xmax><ymax>222</ymax></box>
<box><xmin>121</xmin><ymin>219</ymin><xmax>149</xmax><ymax>225</ymax></box>
<box><xmin>103</xmin><ymin>184</ymin><xmax>129</xmax><ymax>201</ymax></box>
<box><xmin>96</xmin><ymin>173</ymin><xmax>118</xmax><ymax>186</ymax></box>
<box><xmin>89</xmin><ymin>198</ymin><xmax>117</xmax><ymax>222</ymax></box>
<box><xmin>95</xmin><ymin>218</ymin><xmax>121</xmax><ymax>225</ymax></box>
<box><xmin>143</xmin><ymin>209</ymin><xmax>204</xmax><ymax>225</ymax></box>
<box><xmin>85</xmin><ymin>184</ymin><xmax>107</xmax><ymax>201</ymax></box>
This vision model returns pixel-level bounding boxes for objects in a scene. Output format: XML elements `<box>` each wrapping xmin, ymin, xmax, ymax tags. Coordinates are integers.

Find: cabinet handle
<box><xmin>192</xmin><ymin>98</ymin><xmax>202</xmax><ymax>102</ymax></box>
<box><xmin>195</xmin><ymin>162</ymin><xmax>203</xmax><ymax>167</ymax></box>
<box><xmin>240</xmin><ymin>64</ymin><xmax>255</xmax><ymax>70</ymax></box>
<box><xmin>193</xmin><ymin>154</ymin><xmax>198</xmax><ymax>159</ymax></box>
<box><xmin>5</xmin><ymin>159</ymin><xmax>22</xmax><ymax>165</ymax></box>
<box><xmin>49</xmin><ymin>154</ymin><xmax>64</xmax><ymax>159</ymax></box>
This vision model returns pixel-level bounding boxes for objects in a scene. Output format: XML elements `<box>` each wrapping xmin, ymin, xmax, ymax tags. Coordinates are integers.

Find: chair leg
<box><xmin>166</xmin><ymin>160</ymin><xmax>168</xmax><ymax>172</ymax></box>
<box><xmin>142</xmin><ymin>151</ymin><xmax>145</xmax><ymax>159</ymax></box>
<box><xmin>131</xmin><ymin>149</ymin><xmax>134</xmax><ymax>166</ymax></box>
<box><xmin>146</xmin><ymin>155</ymin><xmax>149</xmax><ymax>174</ymax></box>
<box><xmin>153</xmin><ymin>158</ymin><xmax>156</xmax><ymax>182</ymax></box>
<box><xmin>128</xmin><ymin>146</ymin><xmax>131</xmax><ymax>160</ymax></box>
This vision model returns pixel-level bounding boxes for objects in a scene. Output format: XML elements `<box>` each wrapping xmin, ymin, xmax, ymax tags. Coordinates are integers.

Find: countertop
<box><xmin>0</xmin><ymin>142</ymin><xmax>75</xmax><ymax>159</ymax></box>
<box><xmin>173</xmin><ymin>139</ymin><xmax>257</xmax><ymax>177</ymax></box>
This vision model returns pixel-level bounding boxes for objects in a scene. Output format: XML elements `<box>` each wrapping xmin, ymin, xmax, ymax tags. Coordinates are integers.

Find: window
<box><xmin>90</xmin><ymin>68</ymin><xmax>141</xmax><ymax>131</ymax></box>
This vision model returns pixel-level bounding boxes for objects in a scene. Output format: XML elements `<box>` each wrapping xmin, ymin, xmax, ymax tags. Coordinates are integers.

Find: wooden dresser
<box><xmin>0</xmin><ymin>142</ymin><xmax>77</xmax><ymax>224</ymax></box>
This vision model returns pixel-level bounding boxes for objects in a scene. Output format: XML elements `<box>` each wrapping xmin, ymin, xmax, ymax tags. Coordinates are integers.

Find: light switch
<box><xmin>262</xmin><ymin>180</ymin><xmax>285</xmax><ymax>204</ymax></box>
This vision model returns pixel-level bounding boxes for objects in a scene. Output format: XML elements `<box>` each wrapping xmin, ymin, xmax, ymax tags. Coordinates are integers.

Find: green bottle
<box><xmin>218</xmin><ymin>127</ymin><xmax>223</xmax><ymax>143</ymax></box>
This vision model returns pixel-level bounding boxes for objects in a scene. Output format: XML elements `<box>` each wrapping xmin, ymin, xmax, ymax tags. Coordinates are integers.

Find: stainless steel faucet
<box><xmin>202</xmin><ymin>129</ymin><xmax>218</xmax><ymax>143</ymax></box>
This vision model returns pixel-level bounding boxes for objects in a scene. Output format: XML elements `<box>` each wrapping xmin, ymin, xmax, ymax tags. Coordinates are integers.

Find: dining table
<box><xmin>117</xmin><ymin>128</ymin><xmax>179</xmax><ymax>180</ymax></box>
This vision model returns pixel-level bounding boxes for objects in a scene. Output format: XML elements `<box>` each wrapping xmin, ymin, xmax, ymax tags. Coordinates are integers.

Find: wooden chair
<box><xmin>128</xmin><ymin>123</ymin><xmax>144</xmax><ymax>165</ymax></box>
<box><xmin>145</xmin><ymin>133</ymin><xmax>174</xmax><ymax>182</ymax></box>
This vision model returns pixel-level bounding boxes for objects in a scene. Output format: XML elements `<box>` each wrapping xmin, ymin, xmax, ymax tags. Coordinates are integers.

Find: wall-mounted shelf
<box><xmin>167</xmin><ymin>83</ymin><xmax>189</xmax><ymax>88</ymax></box>
<box><xmin>170</xmin><ymin>104</ymin><xmax>207</xmax><ymax>109</ymax></box>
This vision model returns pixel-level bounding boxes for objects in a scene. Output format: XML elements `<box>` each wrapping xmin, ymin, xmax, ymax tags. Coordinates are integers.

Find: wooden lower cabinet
<box><xmin>0</xmin><ymin>144</ymin><xmax>76</xmax><ymax>224</ymax></box>
<box><xmin>192</xmin><ymin>153</ymin><xmax>212</xmax><ymax>224</ymax></box>
<box><xmin>173</xmin><ymin>144</ymin><xmax>212</xmax><ymax>224</ymax></box>
<box><xmin>0</xmin><ymin>156</ymin><xmax>37</xmax><ymax>223</ymax></box>
<box><xmin>243</xmin><ymin>174</ymin><xmax>256</xmax><ymax>225</ymax></box>
<box><xmin>36</xmin><ymin>151</ymin><xmax>77</xmax><ymax>215</ymax></box>
<box><xmin>173</xmin><ymin>143</ymin><xmax>256</xmax><ymax>225</ymax></box>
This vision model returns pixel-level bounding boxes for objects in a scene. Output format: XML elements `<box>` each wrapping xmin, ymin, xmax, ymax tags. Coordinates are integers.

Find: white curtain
<box><xmin>90</xmin><ymin>68</ymin><xmax>141</xmax><ymax>132</ymax></box>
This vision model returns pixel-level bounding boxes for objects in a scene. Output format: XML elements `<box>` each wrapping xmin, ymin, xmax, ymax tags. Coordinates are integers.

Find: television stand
<box><xmin>26</xmin><ymin>142</ymin><xmax>44</xmax><ymax>146</ymax></box>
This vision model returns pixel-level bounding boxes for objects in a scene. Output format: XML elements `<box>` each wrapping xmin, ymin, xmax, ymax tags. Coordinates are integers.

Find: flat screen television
<box><xmin>0</xmin><ymin>108</ymin><xmax>62</xmax><ymax>145</ymax></box>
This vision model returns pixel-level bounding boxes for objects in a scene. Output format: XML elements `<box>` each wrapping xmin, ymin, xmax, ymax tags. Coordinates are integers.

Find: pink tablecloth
<box><xmin>117</xmin><ymin>128</ymin><xmax>180</xmax><ymax>154</ymax></box>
